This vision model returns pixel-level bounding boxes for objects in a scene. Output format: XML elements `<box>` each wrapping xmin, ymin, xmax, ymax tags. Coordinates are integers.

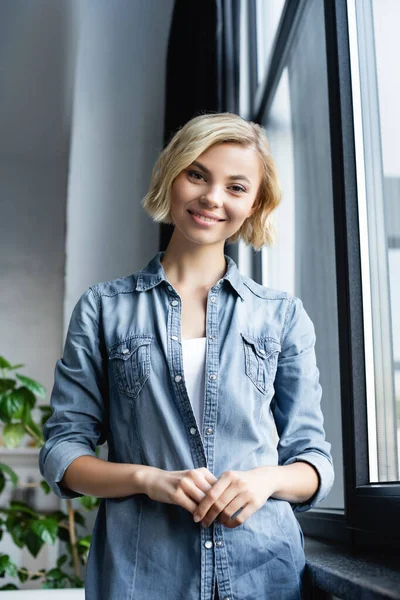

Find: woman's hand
<box><xmin>192</xmin><ymin>467</ymin><xmax>279</xmax><ymax>529</ymax></box>
<box><xmin>138</xmin><ymin>466</ymin><xmax>218</xmax><ymax>515</ymax></box>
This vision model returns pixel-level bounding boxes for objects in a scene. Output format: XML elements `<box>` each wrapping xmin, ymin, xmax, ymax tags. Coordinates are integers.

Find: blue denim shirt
<box><xmin>39</xmin><ymin>250</ymin><xmax>334</xmax><ymax>600</ymax></box>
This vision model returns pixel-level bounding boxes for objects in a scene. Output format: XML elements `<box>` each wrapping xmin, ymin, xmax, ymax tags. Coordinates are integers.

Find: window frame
<box><xmin>247</xmin><ymin>0</ymin><xmax>400</xmax><ymax>546</ymax></box>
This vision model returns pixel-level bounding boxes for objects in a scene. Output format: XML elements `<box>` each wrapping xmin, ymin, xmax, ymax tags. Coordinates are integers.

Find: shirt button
<box><xmin>209</xmin><ymin>374</ymin><xmax>217</xmax><ymax>380</ymax></box>
<box><xmin>204</xmin><ymin>540</ymin><xmax>213</xmax><ymax>549</ymax></box>
<box><xmin>171</xmin><ymin>335</ymin><xmax>178</xmax><ymax>341</ymax></box>
<box><xmin>171</xmin><ymin>300</ymin><xmax>179</xmax><ymax>306</ymax></box>
<box><xmin>206</xmin><ymin>427</ymin><xmax>213</xmax><ymax>435</ymax></box>
<box><xmin>215</xmin><ymin>540</ymin><xmax>223</xmax><ymax>547</ymax></box>
<box><xmin>167</xmin><ymin>285</ymin><xmax>172</xmax><ymax>291</ymax></box>
<box><xmin>209</xmin><ymin>335</ymin><xmax>215</xmax><ymax>340</ymax></box>
<box><xmin>210</xmin><ymin>296</ymin><xmax>217</xmax><ymax>303</ymax></box>
<box><xmin>175</xmin><ymin>375</ymin><xmax>182</xmax><ymax>382</ymax></box>
<box><xmin>224</xmin><ymin>597</ymin><xmax>231</xmax><ymax>600</ymax></box>
<box><xmin>122</xmin><ymin>348</ymin><xmax>130</xmax><ymax>354</ymax></box>
<box><xmin>259</xmin><ymin>348</ymin><xmax>265</xmax><ymax>354</ymax></box>
<box><xmin>190</xmin><ymin>427</ymin><xmax>197</xmax><ymax>435</ymax></box>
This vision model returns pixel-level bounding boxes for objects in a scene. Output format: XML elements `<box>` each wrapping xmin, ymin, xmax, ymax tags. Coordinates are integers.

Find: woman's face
<box><xmin>169</xmin><ymin>142</ymin><xmax>262</xmax><ymax>248</ymax></box>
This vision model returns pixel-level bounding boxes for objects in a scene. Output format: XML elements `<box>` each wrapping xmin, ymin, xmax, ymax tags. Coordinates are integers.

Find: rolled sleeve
<box><xmin>271</xmin><ymin>296</ymin><xmax>334</xmax><ymax>513</ymax></box>
<box><xmin>38</xmin><ymin>287</ymin><xmax>108</xmax><ymax>500</ymax></box>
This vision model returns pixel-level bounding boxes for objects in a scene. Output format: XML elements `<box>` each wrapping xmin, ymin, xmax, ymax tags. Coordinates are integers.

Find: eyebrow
<box><xmin>191</xmin><ymin>160</ymin><xmax>252</xmax><ymax>186</ymax></box>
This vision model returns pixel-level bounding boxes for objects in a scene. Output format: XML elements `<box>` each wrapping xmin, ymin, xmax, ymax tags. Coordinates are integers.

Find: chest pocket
<box><xmin>109</xmin><ymin>335</ymin><xmax>152</xmax><ymax>399</ymax></box>
<box><xmin>241</xmin><ymin>332</ymin><xmax>281</xmax><ymax>395</ymax></box>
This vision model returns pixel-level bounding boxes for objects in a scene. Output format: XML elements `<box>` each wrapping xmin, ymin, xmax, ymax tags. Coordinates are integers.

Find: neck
<box><xmin>160</xmin><ymin>238</ymin><xmax>227</xmax><ymax>291</ymax></box>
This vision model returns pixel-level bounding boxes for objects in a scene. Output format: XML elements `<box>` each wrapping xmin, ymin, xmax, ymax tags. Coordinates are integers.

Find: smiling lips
<box><xmin>188</xmin><ymin>210</ymin><xmax>225</xmax><ymax>223</ymax></box>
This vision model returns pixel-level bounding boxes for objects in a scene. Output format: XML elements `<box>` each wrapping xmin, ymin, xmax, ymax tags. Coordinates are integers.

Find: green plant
<box><xmin>0</xmin><ymin>355</ymin><xmax>100</xmax><ymax>590</ymax></box>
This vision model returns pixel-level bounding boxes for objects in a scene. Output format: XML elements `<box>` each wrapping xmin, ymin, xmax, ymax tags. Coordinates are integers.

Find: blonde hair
<box><xmin>142</xmin><ymin>112</ymin><xmax>281</xmax><ymax>250</ymax></box>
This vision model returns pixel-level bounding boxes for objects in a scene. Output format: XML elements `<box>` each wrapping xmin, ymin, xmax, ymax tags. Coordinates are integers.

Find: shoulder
<box><xmin>241</xmin><ymin>273</ymin><xmax>294</xmax><ymax>303</ymax></box>
<box><xmin>88</xmin><ymin>271</ymin><xmax>140</xmax><ymax>299</ymax></box>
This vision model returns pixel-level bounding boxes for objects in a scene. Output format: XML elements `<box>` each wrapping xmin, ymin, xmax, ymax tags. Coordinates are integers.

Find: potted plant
<box><xmin>0</xmin><ymin>355</ymin><xmax>100</xmax><ymax>590</ymax></box>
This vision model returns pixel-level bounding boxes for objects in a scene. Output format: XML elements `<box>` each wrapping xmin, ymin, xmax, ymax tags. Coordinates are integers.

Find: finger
<box><xmin>181</xmin><ymin>476</ymin><xmax>210</xmax><ymax>505</ymax></box>
<box><xmin>202</xmin><ymin>469</ymin><xmax>218</xmax><ymax>485</ymax></box>
<box><xmin>174</xmin><ymin>486</ymin><xmax>201</xmax><ymax>515</ymax></box>
<box><xmin>189</xmin><ymin>469</ymin><xmax>217</xmax><ymax>497</ymax></box>
<box><xmin>193</xmin><ymin>478</ymin><xmax>231</xmax><ymax>522</ymax></box>
<box><xmin>201</xmin><ymin>488</ymin><xmax>238</xmax><ymax>527</ymax></box>
<box><xmin>217</xmin><ymin>496</ymin><xmax>247</xmax><ymax>526</ymax></box>
<box><xmin>221</xmin><ymin>502</ymin><xmax>255</xmax><ymax>529</ymax></box>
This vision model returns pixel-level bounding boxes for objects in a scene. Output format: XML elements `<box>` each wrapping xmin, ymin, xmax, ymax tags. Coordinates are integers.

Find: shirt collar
<box><xmin>135</xmin><ymin>251</ymin><xmax>246</xmax><ymax>301</ymax></box>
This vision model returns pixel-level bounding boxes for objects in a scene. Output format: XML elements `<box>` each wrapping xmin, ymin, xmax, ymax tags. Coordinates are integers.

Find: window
<box><xmin>349</xmin><ymin>0</ymin><xmax>400</xmax><ymax>482</ymax></box>
<box><xmin>245</xmin><ymin>0</ymin><xmax>400</xmax><ymax>544</ymax></box>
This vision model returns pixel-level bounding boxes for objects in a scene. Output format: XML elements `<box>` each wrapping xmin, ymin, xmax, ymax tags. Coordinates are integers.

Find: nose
<box><xmin>200</xmin><ymin>185</ymin><xmax>224</xmax><ymax>208</ymax></box>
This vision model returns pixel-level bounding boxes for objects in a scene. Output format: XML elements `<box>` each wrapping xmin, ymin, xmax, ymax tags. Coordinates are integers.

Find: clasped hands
<box><xmin>191</xmin><ymin>467</ymin><xmax>277</xmax><ymax>529</ymax></box>
<box><xmin>143</xmin><ymin>464</ymin><xmax>279</xmax><ymax>529</ymax></box>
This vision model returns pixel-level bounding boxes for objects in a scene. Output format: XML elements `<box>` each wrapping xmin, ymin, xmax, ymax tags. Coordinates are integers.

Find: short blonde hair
<box><xmin>142</xmin><ymin>112</ymin><xmax>281</xmax><ymax>250</ymax></box>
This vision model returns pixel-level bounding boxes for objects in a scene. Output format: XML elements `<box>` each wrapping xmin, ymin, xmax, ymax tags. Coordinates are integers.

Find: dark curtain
<box><xmin>159</xmin><ymin>0</ymin><xmax>241</xmax><ymax>259</ymax></box>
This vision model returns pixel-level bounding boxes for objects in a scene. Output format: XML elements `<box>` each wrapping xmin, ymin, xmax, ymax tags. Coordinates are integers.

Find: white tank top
<box><xmin>182</xmin><ymin>337</ymin><xmax>207</xmax><ymax>436</ymax></box>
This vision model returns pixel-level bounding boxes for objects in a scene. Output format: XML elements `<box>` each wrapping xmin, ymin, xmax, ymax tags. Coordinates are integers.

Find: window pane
<box><xmin>255</xmin><ymin>0</ymin><xmax>286</xmax><ymax>84</ymax></box>
<box><xmin>261</xmin><ymin>0</ymin><xmax>344</xmax><ymax>508</ymax></box>
<box><xmin>351</xmin><ymin>0</ymin><xmax>400</xmax><ymax>481</ymax></box>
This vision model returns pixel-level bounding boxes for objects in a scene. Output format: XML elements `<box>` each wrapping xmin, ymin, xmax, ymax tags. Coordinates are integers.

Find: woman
<box><xmin>39</xmin><ymin>112</ymin><xmax>334</xmax><ymax>600</ymax></box>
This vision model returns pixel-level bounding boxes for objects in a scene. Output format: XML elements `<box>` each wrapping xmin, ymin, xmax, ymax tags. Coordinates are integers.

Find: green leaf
<box><xmin>73</xmin><ymin>511</ymin><xmax>86</xmax><ymax>527</ymax></box>
<box><xmin>17</xmin><ymin>567</ymin><xmax>29</xmax><ymax>583</ymax></box>
<box><xmin>2</xmin><ymin>423</ymin><xmax>25</xmax><ymax>448</ymax></box>
<box><xmin>0</xmin><ymin>472</ymin><xmax>5</xmax><ymax>495</ymax></box>
<box><xmin>5</xmin><ymin>516</ymin><xmax>26</xmax><ymax>549</ymax></box>
<box><xmin>76</xmin><ymin>534</ymin><xmax>91</xmax><ymax>549</ymax></box>
<box><xmin>39</xmin><ymin>480</ymin><xmax>51</xmax><ymax>494</ymax></box>
<box><xmin>25</xmin><ymin>417</ymin><xmax>44</xmax><ymax>442</ymax></box>
<box><xmin>57</xmin><ymin>527</ymin><xmax>70</xmax><ymax>543</ymax></box>
<box><xmin>0</xmin><ymin>389</ymin><xmax>25</xmax><ymax>419</ymax></box>
<box><xmin>9</xmin><ymin>500</ymin><xmax>38</xmax><ymax>518</ymax></box>
<box><xmin>15</xmin><ymin>374</ymin><xmax>46</xmax><ymax>398</ymax></box>
<box><xmin>45</xmin><ymin>510</ymin><xmax>68</xmax><ymax>523</ymax></box>
<box><xmin>24</xmin><ymin>529</ymin><xmax>44</xmax><ymax>557</ymax></box>
<box><xmin>0</xmin><ymin>356</ymin><xmax>12</xmax><ymax>369</ymax></box>
<box><xmin>0</xmin><ymin>379</ymin><xmax>16</xmax><ymax>393</ymax></box>
<box><xmin>0</xmin><ymin>554</ymin><xmax>18</xmax><ymax>578</ymax></box>
<box><xmin>46</xmin><ymin>567</ymin><xmax>64</xmax><ymax>580</ymax></box>
<box><xmin>56</xmin><ymin>554</ymin><xmax>68</xmax><ymax>569</ymax></box>
<box><xmin>0</xmin><ymin>583</ymin><xmax>19</xmax><ymax>590</ymax></box>
<box><xmin>69</xmin><ymin>575</ymin><xmax>85</xmax><ymax>588</ymax></box>
<box><xmin>0</xmin><ymin>463</ymin><xmax>19</xmax><ymax>487</ymax></box>
<box><xmin>78</xmin><ymin>495</ymin><xmax>99</xmax><ymax>510</ymax></box>
<box><xmin>31</xmin><ymin>518</ymin><xmax>58</xmax><ymax>545</ymax></box>
<box><xmin>8</xmin><ymin>364</ymin><xmax>25</xmax><ymax>371</ymax></box>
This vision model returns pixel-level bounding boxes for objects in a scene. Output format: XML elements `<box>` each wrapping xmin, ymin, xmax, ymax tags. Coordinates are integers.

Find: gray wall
<box><xmin>0</xmin><ymin>0</ymin><xmax>174</xmax><ymax>422</ymax></box>
<box><xmin>0</xmin><ymin>0</ymin><xmax>174</xmax><ymax>586</ymax></box>
<box><xmin>65</xmin><ymin>0</ymin><xmax>174</xmax><ymax>327</ymax></box>
<box><xmin>0</xmin><ymin>0</ymin><xmax>72</xmax><ymax>402</ymax></box>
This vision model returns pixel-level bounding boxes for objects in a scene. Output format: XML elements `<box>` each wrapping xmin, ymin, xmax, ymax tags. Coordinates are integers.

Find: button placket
<box><xmin>167</xmin><ymin>288</ymin><xmax>207</xmax><ymax>465</ymax></box>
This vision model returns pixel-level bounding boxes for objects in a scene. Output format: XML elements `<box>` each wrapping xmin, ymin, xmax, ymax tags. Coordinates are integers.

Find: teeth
<box><xmin>191</xmin><ymin>211</ymin><xmax>219</xmax><ymax>223</ymax></box>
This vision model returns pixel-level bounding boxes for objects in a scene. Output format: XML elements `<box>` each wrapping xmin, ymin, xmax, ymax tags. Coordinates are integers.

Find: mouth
<box><xmin>187</xmin><ymin>210</ymin><xmax>226</xmax><ymax>223</ymax></box>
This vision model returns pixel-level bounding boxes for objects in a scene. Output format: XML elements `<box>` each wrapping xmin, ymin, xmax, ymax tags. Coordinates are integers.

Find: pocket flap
<box><xmin>240</xmin><ymin>332</ymin><xmax>281</xmax><ymax>359</ymax></box>
<box><xmin>109</xmin><ymin>336</ymin><xmax>152</xmax><ymax>361</ymax></box>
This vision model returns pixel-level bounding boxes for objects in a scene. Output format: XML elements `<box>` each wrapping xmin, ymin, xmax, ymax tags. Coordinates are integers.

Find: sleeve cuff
<box><xmin>39</xmin><ymin>441</ymin><xmax>97</xmax><ymax>500</ymax></box>
<box><xmin>282</xmin><ymin>452</ymin><xmax>335</xmax><ymax>513</ymax></box>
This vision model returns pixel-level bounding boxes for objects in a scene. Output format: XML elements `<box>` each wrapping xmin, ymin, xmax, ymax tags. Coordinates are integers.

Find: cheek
<box><xmin>230</xmin><ymin>206</ymin><xmax>254</xmax><ymax>223</ymax></box>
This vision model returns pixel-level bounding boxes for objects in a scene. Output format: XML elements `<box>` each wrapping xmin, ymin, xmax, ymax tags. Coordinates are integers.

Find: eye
<box><xmin>230</xmin><ymin>184</ymin><xmax>247</xmax><ymax>193</ymax></box>
<box><xmin>188</xmin><ymin>170</ymin><xmax>205</xmax><ymax>181</ymax></box>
